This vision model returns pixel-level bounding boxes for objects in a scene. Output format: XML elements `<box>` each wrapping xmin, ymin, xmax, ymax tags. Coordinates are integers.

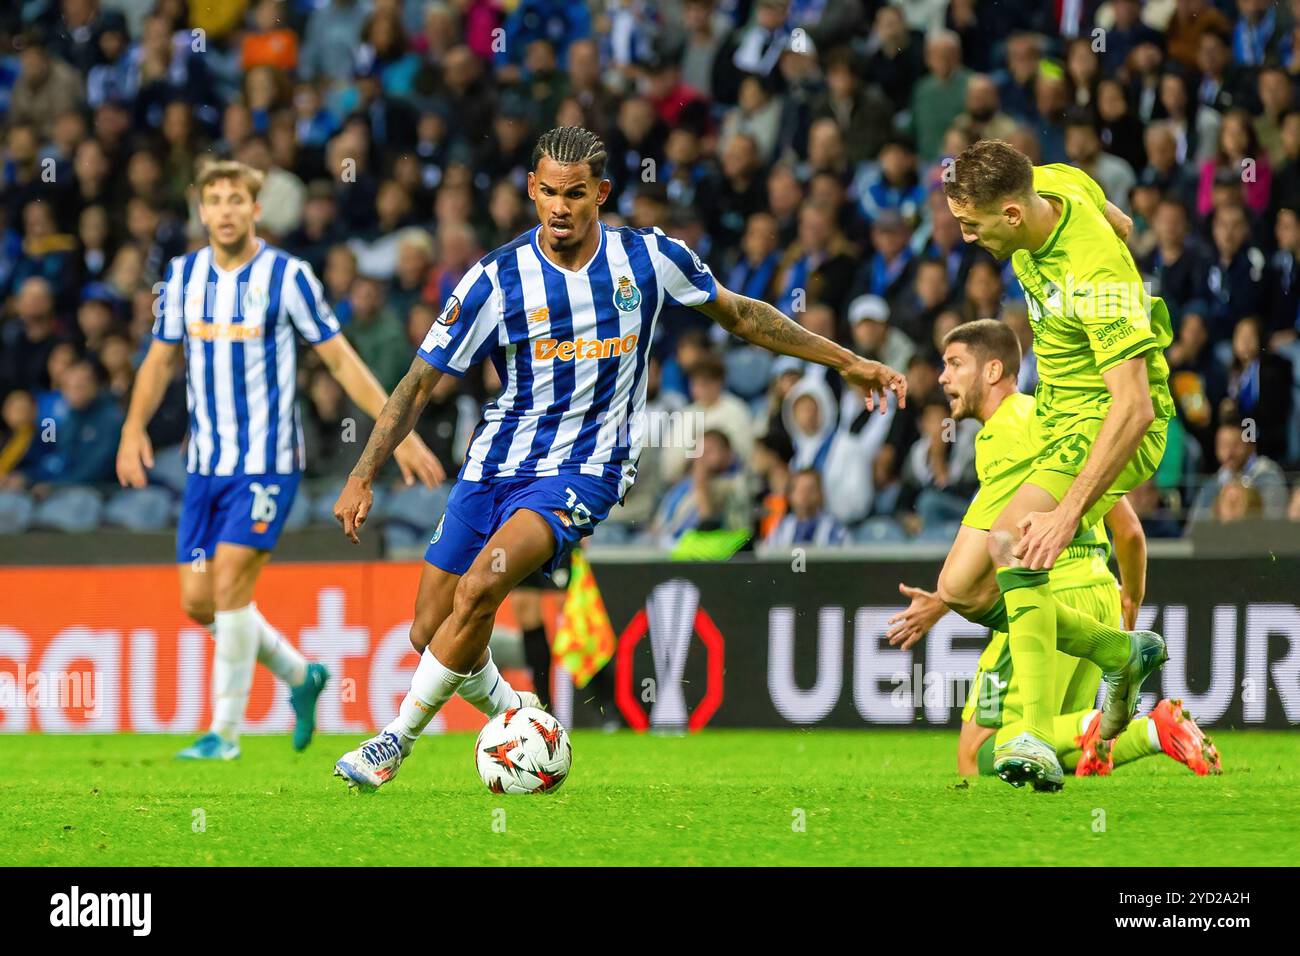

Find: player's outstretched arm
<box><xmin>1105</xmin><ymin>495</ymin><xmax>1147</xmax><ymax>630</ymax></box>
<box><xmin>314</xmin><ymin>336</ymin><xmax>444</xmax><ymax>488</ymax></box>
<box><xmin>1014</xmin><ymin>357</ymin><xmax>1154</xmax><ymax>569</ymax></box>
<box><xmin>694</xmin><ymin>284</ymin><xmax>907</xmax><ymax>413</ymax></box>
<box><xmin>333</xmin><ymin>356</ymin><xmax>444</xmax><ymax>543</ymax></box>
<box><xmin>116</xmin><ymin>338</ymin><xmax>181</xmax><ymax>488</ymax></box>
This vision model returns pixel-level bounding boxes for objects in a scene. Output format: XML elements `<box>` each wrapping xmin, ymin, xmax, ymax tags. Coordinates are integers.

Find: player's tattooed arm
<box><xmin>695</xmin><ymin>285</ymin><xmax>907</xmax><ymax>411</ymax></box>
<box><xmin>335</xmin><ymin>358</ymin><xmax>443</xmax><ymax>543</ymax></box>
<box><xmin>349</xmin><ymin>358</ymin><xmax>443</xmax><ymax>485</ymax></box>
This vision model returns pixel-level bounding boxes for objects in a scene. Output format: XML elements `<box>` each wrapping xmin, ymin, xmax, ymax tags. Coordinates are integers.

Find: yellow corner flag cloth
<box><xmin>551</xmin><ymin>550</ymin><xmax>617</xmax><ymax>689</ymax></box>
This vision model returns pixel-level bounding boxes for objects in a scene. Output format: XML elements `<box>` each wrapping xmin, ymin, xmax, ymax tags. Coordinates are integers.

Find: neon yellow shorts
<box><xmin>1026</xmin><ymin>386</ymin><xmax>1168</xmax><ymax>528</ymax></box>
<box><xmin>961</xmin><ymin>580</ymin><xmax>1120</xmax><ymax>728</ymax></box>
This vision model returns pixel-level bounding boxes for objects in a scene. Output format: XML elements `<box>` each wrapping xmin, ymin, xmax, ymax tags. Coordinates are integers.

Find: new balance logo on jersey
<box><xmin>250</xmin><ymin>482</ymin><xmax>280</xmax><ymax>532</ymax></box>
<box><xmin>533</xmin><ymin>334</ymin><xmax>638</xmax><ymax>362</ymax></box>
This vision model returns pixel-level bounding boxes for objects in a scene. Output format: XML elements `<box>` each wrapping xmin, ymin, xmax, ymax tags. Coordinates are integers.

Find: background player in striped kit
<box><xmin>116</xmin><ymin>161</ymin><xmax>442</xmax><ymax>760</ymax></box>
<box><xmin>330</xmin><ymin>127</ymin><xmax>908</xmax><ymax>790</ymax></box>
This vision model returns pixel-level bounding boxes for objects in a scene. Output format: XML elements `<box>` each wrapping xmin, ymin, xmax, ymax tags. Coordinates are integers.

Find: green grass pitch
<box><xmin>2</xmin><ymin>731</ymin><xmax>1296</xmax><ymax>866</ymax></box>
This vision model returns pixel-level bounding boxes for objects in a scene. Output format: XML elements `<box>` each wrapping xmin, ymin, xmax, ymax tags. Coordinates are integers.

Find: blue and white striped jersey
<box><xmin>153</xmin><ymin>241</ymin><xmax>340</xmax><ymax>476</ymax></box>
<box><xmin>418</xmin><ymin>223</ymin><xmax>716</xmax><ymax>491</ymax></box>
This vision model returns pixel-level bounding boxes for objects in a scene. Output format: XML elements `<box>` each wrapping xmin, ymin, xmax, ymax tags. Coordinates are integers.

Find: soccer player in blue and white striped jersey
<box><xmin>116</xmin><ymin>161</ymin><xmax>442</xmax><ymax>761</ymax></box>
<box><xmin>331</xmin><ymin>128</ymin><xmax>907</xmax><ymax>790</ymax></box>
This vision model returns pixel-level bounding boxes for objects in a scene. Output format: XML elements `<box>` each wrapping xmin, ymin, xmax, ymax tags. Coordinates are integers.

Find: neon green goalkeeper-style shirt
<box><xmin>1011</xmin><ymin>164</ymin><xmax>1175</xmax><ymax>422</ymax></box>
<box><xmin>962</xmin><ymin>392</ymin><xmax>1116</xmax><ymax>591</ymax></box>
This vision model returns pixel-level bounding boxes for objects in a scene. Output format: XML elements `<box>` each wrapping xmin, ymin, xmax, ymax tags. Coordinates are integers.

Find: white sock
<box><xmin>457</xmin><ymin>648</ymin><xmax>519</xmax><ymax>716</ymax></box>
<box><xmin>1148</xmin><ymin>716</ymin><xmax>1162</xmax><ymax>750</ymax></box>
<box><xmin>384</xmin><ymin>648</ymin><xmax>468</xmax><ymax>748</ymax></box>
<box><xmin>211</xmin><ymin>605</ymin><xmax>259</xmax><ymax>742</ymax></box>
<box><xmin>249</xmin><ymin>603</ymin><xmax>308</xmax><ymax>687</ymax></box>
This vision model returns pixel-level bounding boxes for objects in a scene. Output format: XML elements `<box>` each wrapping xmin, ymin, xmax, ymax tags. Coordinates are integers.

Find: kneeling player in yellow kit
<box><xmin>886</xmin><ymin>321</ymin><xmax>1221</xmax><ymax>779</ymax></box>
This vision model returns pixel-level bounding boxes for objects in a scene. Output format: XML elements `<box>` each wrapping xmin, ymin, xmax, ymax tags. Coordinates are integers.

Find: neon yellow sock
<box><xmin>1055</xmin><ymin>602</ymin><xmax>1130</xmax><ymax>671</ymax></box>
<box><xmin>996</xmin><ymin>567</ymin><xmax>1055</xmax><ymax>744</ymax></box>
<box><xmin>1111</xmin><ymin>716</ymin><xmax>1162</xmax><ymax>766</ymax></box>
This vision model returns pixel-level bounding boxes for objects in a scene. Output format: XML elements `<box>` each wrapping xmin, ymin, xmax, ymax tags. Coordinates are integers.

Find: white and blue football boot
<box><xmin>334</xmin><ymin>731</ymin><xmax>406</xmax><ymax>791</ymax></box>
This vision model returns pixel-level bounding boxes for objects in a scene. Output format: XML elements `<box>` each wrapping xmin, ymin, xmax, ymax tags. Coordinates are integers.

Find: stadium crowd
<box><xmin>2</xmin><ymin>0</ymin><xmax>1300</xmax><ymax>551</ymax></box>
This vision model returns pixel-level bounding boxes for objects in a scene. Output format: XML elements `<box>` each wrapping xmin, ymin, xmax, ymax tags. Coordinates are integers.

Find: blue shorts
<box><xmin>424</xmin><ymin>473</ymin><xmax>621</xmax><ymax>578</ymax></box>
<box><xmin>175</xmin><ymin>472</ymin><xmax>301</xmax><ymax>563</ymax></box>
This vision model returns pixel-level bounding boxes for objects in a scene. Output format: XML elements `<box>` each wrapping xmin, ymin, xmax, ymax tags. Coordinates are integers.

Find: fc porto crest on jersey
<box><xmin>613</xmin><ymin>275</ymin><xmax>642</xmax><ymax>312</ymax></box>
<box><xmin>241</xmin><ymin>285</ymin><xmax>269</xmax><ymax>316</ymax></box>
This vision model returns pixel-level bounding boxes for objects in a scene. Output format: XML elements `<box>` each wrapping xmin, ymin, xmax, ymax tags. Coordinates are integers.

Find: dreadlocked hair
<box><xmin>531</xmin><ymin>127</ymin><xmax>608</xmax><ymax>179</ymax></box>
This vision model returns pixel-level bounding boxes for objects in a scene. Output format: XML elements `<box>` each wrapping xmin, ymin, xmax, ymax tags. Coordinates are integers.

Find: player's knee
<box><xmin>409</xmin><ymin>617</ymin><xmax>434</xmax><ymax>654</ymax></box>
<box><xmin>181</xmin><ymin>596</ymin><xmax>214</xmax><ymax>628</ymax></box>
<box><xmin>452</xmin><ymin>569</ymin><xmax>506</xmax><ymax>626</ymax></box>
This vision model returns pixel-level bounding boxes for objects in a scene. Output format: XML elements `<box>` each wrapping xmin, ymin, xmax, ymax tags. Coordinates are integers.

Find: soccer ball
<box><xmin>475</xmin><ymin>706</ymin><xmax>572</xmax><ymax>795</ymax></box>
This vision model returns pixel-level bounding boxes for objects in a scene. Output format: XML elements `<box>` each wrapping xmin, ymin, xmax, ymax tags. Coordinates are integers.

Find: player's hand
<box><xmin>886</xmin><ymin>582</ymin><xmax>945</xmax><ymax>649</ymax></box>
<box><xmin>333</xmin><ymin>475</ymin><xmax>374</xmax><ymax>544</ymax></box>
<box><xmin>841</xmin><ymin>357</ymin><xmax>907</xmax><ymax>414</ymax></box>
<box><xmin>1120</xmin><ymin>589</ymin><xmax>1141</xmax><ymax>630</ymax></box>
<box><xmin>1012</xmin><ymin>507</ymin><xmax>1076</xmax><ymax>570</ymax></box>
<box><xmin>393</xmin><ymin>433</ymin><xmax>445</xmax><ymax>488</ymax></box>
<box><xmin>115</xmin><ymin>426</ymin><xmax>154</xmax><ymax>488</ymax></box>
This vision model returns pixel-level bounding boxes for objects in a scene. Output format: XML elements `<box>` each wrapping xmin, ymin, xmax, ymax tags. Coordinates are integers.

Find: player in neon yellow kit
<box><xmin>942</xmin><ymin>141</ymin><xmax>1176</xmax><ymax>789</ymax></box>
<box><xmin>885</xmin><ymin>321</ymin><xmax>1220</xmax><ymax>779</ymax></box>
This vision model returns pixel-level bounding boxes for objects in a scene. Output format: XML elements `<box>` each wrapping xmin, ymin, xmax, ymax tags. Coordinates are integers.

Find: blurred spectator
<box><xmin>851</xmin><ymin>134</ymin><xmax>925</xmax><ymax>227</ymax></box>
<box><xmin>1127</xmin><ymin>479</ymin><xmax>1185</xmax><ymax>538</ymax></box>
<box><xmin>9</xmin><ymin>31</ymin><xmax>85</xmax><ymax>138</ymax></box>
<box><xmin>1141</xmin><ymin>197</ymin><xmax>1211</xmax><ymax>312</ymax></box>
<box><xmin>860</xmin><ymin>6</ymin><xmax>919</xmax><ymax>112</ymax></box>
<box><xmin>1267</xmin><ymin>206</ymin><xmax>1300</xmax><ymax>346</ymax></box>
<box><xmin>719</xmin><ymin>73</ymin><xmax>783</xmax><ymax>165</ymax></box>
<box><xmin>302</xmin><ymin>368</ymin><xmax>357</xmax><ymax>480</ymax></box>
<box><xmin>1197</xmin><ymin>109</ymin><xmax>1272</xmax><ymax>219</ymax></box>
<box><xmin>773</xmin><ymin>203</ymin><xmax>856</xmax><ymax>317</ymax></box>
<box><xmin>1167</xmin><ymin>0</ymin><xmax>1232</xmax><ymax>71</ymax></box>
<box><xmin>952</xmin><ymin>73</ymin><xmax>1019</xmax><ymax>145</ymax></box>
<box><xmin>663</xmin><ymin>353</ymin><xmax>754</xmax><ymax>484</ymax></box>
<box><xmin>899</xmin><ymin>394</ymin><xmax>978</xmax><ymax>526</ymax></box>
<box><xmin>726</xmin><ymin>211</ymin><xmax>780</xmax><ymax>301</ymax></box>
<box><xmin>711</xmin><ymin>0</ymin><xmax>792</xmax><ymax>108</ymax></box>
<box><xmin>1154</xmin><ymin>68</ymin><xmax>1220</xmax><ymax>164</ymax></box>
<box><xmin>1207</xmin><ymin>203</ymin><xmax>1266</xmax><ymax>342</ymax></box>
<box><xmin>752</xmin><ymin>430</ymin><xmax>794</xmax><ymax>541</ymax></box>
<box><xmin>1226</xmin><ymin>316</ymin><xmax>1293</xmax><ymax>463</ymax></box>
<box><xmin>1096</xmin><ymin>78</ymin><xmax>1147</xmax><ymax>174</ymax></box>
<box><xmin>855</xmin><ymin>208</ymin><xmax>915</xmax><ymax>308</ymax></box>
<box><xmin>1253</xmin><ymin>66</ymin><xmax>1292</xmax><ymax>163</ymax></box>
<box><xmin>1192</xmin><ymin>418</ymin><xmax>1289</xmax><ymax>520</ymax></box>
<box><xmin>1211</xmin><ymin>476</ymin><xmax>1262</xmax><ymax>522</ymax></box>
<box><xmin>20</xmin><ymin>358</ymin><xmax>122</xmax><ymax>487</ymax></box>
<box><xmin>1</xmin><ymin>278</ymin><xmax>65</xmax><ymax>398</ymax></box>
<box><xmin>847</xmin><ymin>293</ymin><xmax>916</xmax><ymax>374</ymax></box>
<box><xmin>1064</xmin><ymin>109</ymin><xmax>1137</xmax><ymax>214</ymax></box>
<box><xmin>652</xmin><ymin>428</ymin><xmax>753</xmax><ymax>546</ymax></box>
<box><xmin>343</xmin><ymin>276</ymin><xmax>410</xmax><ymax>393</ymax></box>
<box><xmin>300</xmin><ymin>0</ymin><xmax>368</xmax><ymax>83</ymax></box>
<box><xmin>763</xmin><ymin>467</ymin><xmax>847</xmax><ymax>546</ymax></box>
<box><xmin>994</xmin><ymin>31</ymin><xmax>1043</xmax><ymax>124</ymax></box>
<box><xmin>0</xmin><ymin>390</ymin><xmax>37</xmax><ymax>480</ymax></box>
<box><xmin>811</xmin><ymin>47</ymin><xmax>893</xmax><ymax>164</ymax></box>
<box><xmin>243</xmin><ymin>0</ymin><xmax>299</xmax><ymax>73</ymax></box>
<box><xmin>910</xmin><ymin>29</ymin><xmax>971</xmax><ymax>163</ymax></box>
